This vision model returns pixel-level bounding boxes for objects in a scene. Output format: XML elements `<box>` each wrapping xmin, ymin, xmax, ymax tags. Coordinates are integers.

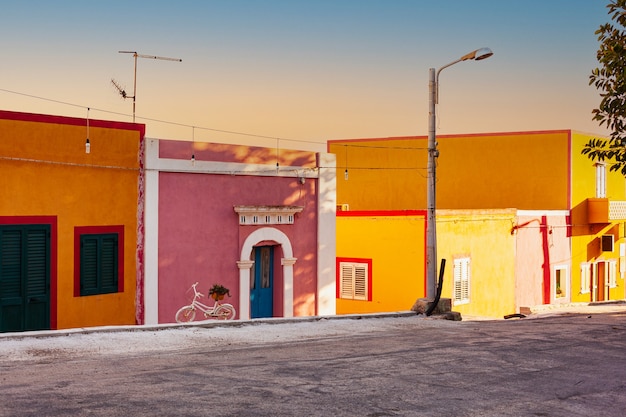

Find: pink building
<box><xmin>143</xmin><ymin>139</ymin><xmax>336</xmax><ymax>323</ymax></box>
<box><xmin>513</xmin><ymin>211</ymin><xmax>572</xmax><ymax>309</ymax></box>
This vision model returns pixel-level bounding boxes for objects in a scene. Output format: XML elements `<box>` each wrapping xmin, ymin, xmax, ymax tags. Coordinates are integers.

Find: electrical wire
<box><xmin>0</xmin><ymin>87</ymin><xmax>429</xmax><ymax>151</ymax></box>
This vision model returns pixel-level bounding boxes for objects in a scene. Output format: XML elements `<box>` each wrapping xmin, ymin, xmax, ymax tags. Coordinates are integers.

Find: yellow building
<box><xmin>336</xmin><ymin>210</ymin><xmax>425</xmax><ymax>314</ymax></box>
<box><xmin>330</xmin><ymin>130</ymin><xmax>625</xmax><ymax>317</ymax></box>
<box><xmin>0</xmin><ymin>110</ymin><xmax>144</xmax><ymax>332</ymax></box>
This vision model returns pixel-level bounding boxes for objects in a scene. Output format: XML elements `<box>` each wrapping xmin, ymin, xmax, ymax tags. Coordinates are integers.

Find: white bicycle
<box><xmin>175</xmin><ymin>282</ymin><xmax>236</xmax><ymax>322</ymax></box>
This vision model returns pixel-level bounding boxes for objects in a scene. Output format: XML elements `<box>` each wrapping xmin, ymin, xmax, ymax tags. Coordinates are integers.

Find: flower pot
<box><xmin>211</xmin><ymin>293</ymin><xmax>225</xmax><ymax>301</ymax></box>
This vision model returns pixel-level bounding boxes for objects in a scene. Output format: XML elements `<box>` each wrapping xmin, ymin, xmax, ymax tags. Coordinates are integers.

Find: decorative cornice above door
<box><xmin>234</xmin><ymin>205</ymin><xmax>304</xmax><ymax>226</ymax></box>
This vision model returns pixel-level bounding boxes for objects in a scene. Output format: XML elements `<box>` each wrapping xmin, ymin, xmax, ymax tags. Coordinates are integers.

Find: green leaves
<box><xmin>585</xmin><ymin>2</ymin><xmax>626</xmax><ymax>175</ymax></box>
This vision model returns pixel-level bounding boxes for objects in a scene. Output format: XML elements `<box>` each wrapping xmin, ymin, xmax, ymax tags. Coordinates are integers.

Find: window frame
<box><xmin>74</xmin><ymin>226</ymin><xmax>124</xmax><ymax>297</ymax></box>
<box><xmin>596</xmin><ymin>163</ymin><xmax>607</xmax><ymax>198</ymax></box>
<box><xmin>553</xmin><ymin>264</ymin><xmax>569</xmax><ymax>300</ymax></box>
<box><xmin>336</xmin><ymin>258</ymin><xmax>372</xmax><ymax>301</ymax></box>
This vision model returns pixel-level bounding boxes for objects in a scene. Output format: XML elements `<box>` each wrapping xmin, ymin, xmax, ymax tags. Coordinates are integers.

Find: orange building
<box><xmin>0</xmin><ymin>110</ymin><xmax>144</xmax><ymax>332</ymax></box>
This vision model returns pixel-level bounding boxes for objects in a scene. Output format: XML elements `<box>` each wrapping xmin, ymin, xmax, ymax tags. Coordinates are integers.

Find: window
<box><xmin>75</xmin><ymin>226</ymin><xmax>124</xmax><ymax>296</ymax></box>
<box><xmin>337</xmin><ymin>258</ymin><xmax>372</xmax><ymax>301</ymax></box>
<box><xmin>596</xmin><ymin>163</ymin><xmax>606</xmax><ymax>198</ymax></box>
<box><xmin>554</xmin><ymin>265</ymin><xmax>568</xmax><ymax>299</ymax></box>
<box><xmin>580</xmin><ymin>262</ymin><xmax>591</xmax><ymax>294</ymax></box>
<box><xmin>453</xmin><ymin>257</ymin><xmax>470</xmax><ymax>305</ymax></box>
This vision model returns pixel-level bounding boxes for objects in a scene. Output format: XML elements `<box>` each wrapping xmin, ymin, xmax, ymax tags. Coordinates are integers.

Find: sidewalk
<box><xmin>1</xmin><ymin>300</ymin><xmax>624</xmax><ymax>341</ymax></box>
<box><xmin>0</xmin><ymin>310</ymin><xmax>416</xmax><ymax>341</ymax></box>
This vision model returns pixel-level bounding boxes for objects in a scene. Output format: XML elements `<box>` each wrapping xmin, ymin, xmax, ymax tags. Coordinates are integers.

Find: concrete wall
<box><xmin>570</xmin><ymin>131</ymin><xmax>626</xmax><ymax>302</ymax></box>
<box><xmin>514</xmin><ymin>212</ymin><xmax>571</xmax><ymax>309</ymax></box>
<box><xmin>335</xmin><ymin>210</ymin><xmax>426</xmax><ymax>314</ymax></box>
<box><xmin>437</xmin><ymin>209</ymin><xmax>517</xmax><ymax>318</ymax></box>
<box><xmin>0</xmin><ymin>110</ymin><xmax>143</xmax><ymax>329</ymax></box>
<box><xmin>144</xmin><ymin>139</ymin><xmax>336</xmax><ymax>323</ymax></box>
<box><xmin>329</xmin><ymin>130</ymin><xmax>571</xmax><ymax>211</ymax></box>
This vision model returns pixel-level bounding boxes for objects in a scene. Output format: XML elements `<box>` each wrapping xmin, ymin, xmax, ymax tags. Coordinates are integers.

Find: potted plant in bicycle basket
<box><xmin>208</xmin><ymin>284</ymin><xmax>231</xmax><ymax>301</ymax></box>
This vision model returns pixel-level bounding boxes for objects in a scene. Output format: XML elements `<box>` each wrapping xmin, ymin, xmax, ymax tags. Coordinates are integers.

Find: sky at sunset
<box><xmin>0</xmin><ymin>0</ymin><xmax>613</xmax><ymax>151</ymax></box>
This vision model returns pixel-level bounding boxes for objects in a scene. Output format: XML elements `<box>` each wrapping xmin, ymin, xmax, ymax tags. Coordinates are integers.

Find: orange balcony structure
<box><xmin>587</xmin><ymin>198</ymin><xmax>626</xmax><ymax>224</ymax></box>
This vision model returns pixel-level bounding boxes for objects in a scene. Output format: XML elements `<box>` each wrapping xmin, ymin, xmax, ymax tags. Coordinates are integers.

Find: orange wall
<box><xmin>330</xmin><ymin>130</ymin><xmax>570</xmax><ymax>211</ymax></box>
<box><xmin>0</xmin><ymin>111</ymin><xmax>143</xmax><ymax>329</ymax></box>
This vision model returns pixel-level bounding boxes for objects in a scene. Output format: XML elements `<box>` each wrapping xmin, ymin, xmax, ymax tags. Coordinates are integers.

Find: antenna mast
<box><xmin>113</xmin><ymin>51</ymin><xmax>182</xmax><ymax>122</ymax></box>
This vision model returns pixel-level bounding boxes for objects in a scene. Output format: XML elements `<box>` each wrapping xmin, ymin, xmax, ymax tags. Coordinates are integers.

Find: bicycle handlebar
<box><xmin>190</xmin><ymin>282</ymin><xmax>203</xmax><ymax>297</ymax></box>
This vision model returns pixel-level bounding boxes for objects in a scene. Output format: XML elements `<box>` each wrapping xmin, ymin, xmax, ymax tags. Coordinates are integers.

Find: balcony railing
<box><xmin>587</xmin><ymin>198</ymin><xmax>626</xmax><ymax>223</ymax></box>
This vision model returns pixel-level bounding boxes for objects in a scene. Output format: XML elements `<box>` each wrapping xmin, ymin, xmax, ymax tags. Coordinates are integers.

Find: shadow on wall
<box><xmin>571</xmin><ymin>199</ymin><xmax>620</xmax><ymax>260</ymax></box>
<box><xmin>162</xmin><ymin>141</ymin><xmax>318</xmax><ymax>168</ymax></box>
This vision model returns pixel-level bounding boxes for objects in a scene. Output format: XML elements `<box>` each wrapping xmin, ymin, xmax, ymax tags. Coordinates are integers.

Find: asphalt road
<box><xmin>1</xmin><ymin>305</ymin><xmax>625</xmax><ymax>416</ymax></box>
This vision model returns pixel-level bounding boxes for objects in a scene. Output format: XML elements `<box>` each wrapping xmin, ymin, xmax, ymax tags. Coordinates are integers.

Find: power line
<box><xmin>0</xmin><ymin>87</ymin><xmax>323</xmax><ymax>147</ymax></box>
<box><xmin>0</xmin><ymin>87</ymin><xmax>428</xmax><ymax>151</ymax></box>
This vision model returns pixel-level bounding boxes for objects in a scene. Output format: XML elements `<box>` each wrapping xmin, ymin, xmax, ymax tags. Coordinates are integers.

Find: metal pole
<box><xmin>426</xmin><ymin>67</ymin><xmax>437</xmax><ymax>300</ymax></box>
<box><xmin>424</xmin><ymin>47</ymin><xmax>492</xmax><ymax>301</ymax></box>
<box><xmin>118</xmin><ymin>51</ymin><xmax>182</xmax><ymax>123</ymax></box>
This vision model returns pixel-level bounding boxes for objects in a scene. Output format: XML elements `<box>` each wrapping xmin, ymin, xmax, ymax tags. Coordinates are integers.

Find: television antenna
<box><xmin>112</xmin><ymin>51</ymin><xmax>182</xmax><ymax>122</ymax></box>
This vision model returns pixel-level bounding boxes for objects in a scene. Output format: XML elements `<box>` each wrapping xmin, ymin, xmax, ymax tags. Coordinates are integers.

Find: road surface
<box><xmin>0</xmin><ymin>304</ymin><xmax>625</xmax><ymax>416</ymax></box>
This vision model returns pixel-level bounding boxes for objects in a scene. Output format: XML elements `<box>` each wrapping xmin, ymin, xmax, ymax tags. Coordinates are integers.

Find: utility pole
<box><xmin>426</xmin><ymin>48</ymin><xmax>493</xmax><ymax>300</ymax></box>
<box><xmin>113</xmin><ymin>51</ymin><xmax>182</xmax><ymax>122</ymax></box>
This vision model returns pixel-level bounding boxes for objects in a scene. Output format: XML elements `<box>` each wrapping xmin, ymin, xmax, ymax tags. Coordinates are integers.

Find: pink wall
<box><xmin>160</xmin><ymin>140</ymin><xmax>317</xmax><ymax>167</ymax></box>
<box><xmin>514</xmin><ymin>213</ymin><xmax>570</xmax><ymax>308</ymax></box>
<box><xmin>156</xmin><ymin>155</ymin><xmax>319</xmax><ymax>322</ymax></box>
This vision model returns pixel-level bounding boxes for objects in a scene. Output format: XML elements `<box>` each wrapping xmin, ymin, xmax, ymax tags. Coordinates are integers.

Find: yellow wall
<box><xmin>336</xmin><ymin>212</ymin><xmax>426</xmax><ymax>314</ymax></box>
<box><xmin>330</xmin><ymin>131</ymin><xmax>574</xmax><ymax>316</ymax></box>
<box><xmin>437</xmin><ymin>210</ymin><xmax>518</xmax><ymax>318</ymax></box>
<box><xmin>330</xmin><ymin>131</ymin><xmax>570</xmax><ymax>211</ymax></box>
<box><xmin>336</xmin><ymin>209</ymin><xmax>518</xmax><ymax>318</ymax></box>
<box><xmin>570</xmin><ymin>132</ymin><xmax>626</xmax><ymax>302</ymax></box>
<box><xmin>0</xmin><ymin>114</ymin><xmax>142</xmax><ymax>329</ymax></box>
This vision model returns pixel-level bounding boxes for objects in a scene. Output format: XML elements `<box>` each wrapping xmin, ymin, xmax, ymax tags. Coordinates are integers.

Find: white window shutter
<box><xmin>353</xmin><ymin>265</ymin><xmax>367</xmax><ymax>300</ymax></box>
<box><xmin>340</xmin><ymin>263</ymin><xmax>354</xmax><ymax>299</ymax></box>
<box><xmin>339</xmin><ymin>261</ymin><xmax>369</xmax><ymax>300</ymax></box>
<box><xmin>453</xmin><ymin>257</ymin><xmax>470</xmax><ymax>304</ymax></box>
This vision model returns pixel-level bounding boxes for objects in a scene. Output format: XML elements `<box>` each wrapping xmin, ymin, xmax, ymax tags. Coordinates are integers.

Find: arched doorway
<box><xmin>237</xmin><ymin>227</ymin><xmax>297</xmax><ymax>320</ymax></box>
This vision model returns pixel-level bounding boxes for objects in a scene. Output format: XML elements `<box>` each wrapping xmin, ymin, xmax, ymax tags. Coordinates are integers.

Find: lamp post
<box><xmin>426</xmin><ymin>47</ymin><xmax>493</xmax><ymax>300</ymax></box>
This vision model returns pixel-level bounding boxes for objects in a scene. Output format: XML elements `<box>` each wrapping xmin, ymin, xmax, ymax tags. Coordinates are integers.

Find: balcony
<box><xmin>587</xmin><ymin>198</ymin><xmax>626</xmax><ymax>223</ymax></box>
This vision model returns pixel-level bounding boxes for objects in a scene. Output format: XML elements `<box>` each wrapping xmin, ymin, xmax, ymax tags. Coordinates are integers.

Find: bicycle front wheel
<box><xmin>175</xmin><ymin>306</ymin><xmax>196</xmax><ymax>323</ymax></box>
<box><xmin>214</xmin><ymin>304</ymin><xmax>236</xmax><ymax>320</ymax></box>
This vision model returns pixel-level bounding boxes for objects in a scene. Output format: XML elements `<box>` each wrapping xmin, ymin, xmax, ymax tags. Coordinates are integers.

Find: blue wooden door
<box><xmin>250</xmin><ymin>246</ymin><xmax>273</xmax><ymax>318</ymax></box>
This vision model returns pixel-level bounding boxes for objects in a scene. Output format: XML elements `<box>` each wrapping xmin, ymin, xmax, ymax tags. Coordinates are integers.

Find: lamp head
<box><xmin>460</xmin><ymin>47</ymin><xmax>493</xmax><ymax>61</ymax></box>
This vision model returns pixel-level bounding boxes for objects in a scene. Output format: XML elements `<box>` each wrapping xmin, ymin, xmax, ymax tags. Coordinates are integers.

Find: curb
<box><xmin>0</xmin><ymin>311</ymin><xmax>417</xmax><ymax>341</ymax></box>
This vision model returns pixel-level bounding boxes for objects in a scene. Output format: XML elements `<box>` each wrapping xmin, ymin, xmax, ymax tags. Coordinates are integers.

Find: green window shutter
<box><xmin>1</xmin><ymin>230</ymin><xmax>23</xmax><ymax>298</ymax></box>
<box><xmin>80</xmin><ymin>233</ymin><xmax>118</xmax><ymax>296</ymax></box>
<box><xmin>26</xmin><ymin>229</ymin><xmax>48</xmax><ymax>296</ymax></box>
<box><xmin>80</xmin><ymin>236</ymin><xmax>99</xmax><ymax>295</ymax></box>
<box><xmin>100</xmin><ymin>235</ymin><xmax>118</xmax><ymax>293</ymax></box>
<box><xmin>1</xmin><ymin>225</ymin><xmax>51</xmax><ymax>333</ymax></box>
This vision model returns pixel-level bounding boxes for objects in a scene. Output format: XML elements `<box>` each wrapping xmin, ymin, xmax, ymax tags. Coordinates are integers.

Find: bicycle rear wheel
<box><xmin>214</xmin><ymin>304</ymin><xmax>236</xmax><ymax>320</ymax></box>
<box><xmin>175</xmin><ymin>306</ymin><xmax>196</xmax><ymax>323</ymax></box>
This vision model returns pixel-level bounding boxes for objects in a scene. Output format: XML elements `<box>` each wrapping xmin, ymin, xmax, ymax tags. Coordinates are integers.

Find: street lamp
<box><xmin>426</xmin><ymin>47</ymin><xmax>493</xmax><ymax>300</ymax></box>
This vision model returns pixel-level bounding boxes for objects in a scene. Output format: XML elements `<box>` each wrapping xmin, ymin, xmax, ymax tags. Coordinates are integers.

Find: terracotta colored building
<box><xmin>0</xmin><ymin>110</ymin><xmax>144</xmax><ymax>332</ymax></box>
